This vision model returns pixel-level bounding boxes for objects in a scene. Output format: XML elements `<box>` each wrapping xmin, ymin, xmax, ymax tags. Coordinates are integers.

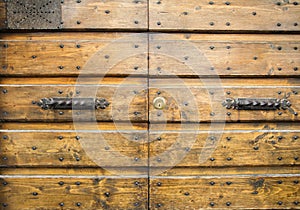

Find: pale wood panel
<box><xmin>0</xmin><ymin>77</ymin><xmax>148</xmax><ymax>122</ymax></box>
<box><xmin>149</xmin><ymin>0</ymin><xmax>300</xmax><ymax>31</ymax></box>
<box><xmin>0</xmin><ymin>177</ymin><xmax>148</xmax><ymax>209</ymax></box>
<box><xmin>0</xmin><ymin>1</ymin><xmax>6</xmax><ymax>29</ymax></box>
<box><xmin>150</xmin><ymin>175</ymin><xmax>300</xmax><ymax>209</ymax></box>
<box><xmin>149</xmin><ymin>34</ymin><xmax>300</xmax><ymax>77</ymax></box>
<box><xmin>149</xmin><ymin>123</ymin><xmax>300</xmax><ymax>167</ymax></box>
<box><xmin>62</xmin><ymin>0</ymin><xmax>147</xmax><ymax>29</ymax></box>
<box><xmin>149</xmin><ymin>78</ymin><xmax>300</xmax><ymax>122</ymax></box>
<box><xmin>0</xmin><ymin>132</ymin><xmax>148</xmax><ymax>168</ymax></box>
<box><xmin>0</xmin><ymin>33</ymin><xmax>147</xmax><ymax>76</ymax></box>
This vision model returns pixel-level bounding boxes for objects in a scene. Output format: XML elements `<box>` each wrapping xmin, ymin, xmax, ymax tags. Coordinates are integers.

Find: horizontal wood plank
<box><xmin>149</xmin><ymin>78</ymin><xmax>300</xmax><ymax>122</ymax></box>
<box><xmin>150</xmin><ymin>175</ymin><xmax>300</xmax><ymax>209</ymax></box>
<box><xmin>0</xmin><ymin>177</ymin><xmax>148</xmax><ymax>209</ymax></box>
<box><xmin>0</xmin><ymin>77</ymin><xmax>148</xmax><ymax>122</ymax></box>
<box><xmin>62</xmin><ymin>0</ymin><xmax>147</xmax><ymax>29</ymax></box>
<box><xmin>149</xmin><ymin>0</ymin><xmax>300</xmax><ymax>31</ymax></box>
<box><xmin>149</xmin><ymin>34</ymin><xmax>300</xmax><ymax>77</ymax></box>
<box><xmin>149</xmin><ymin>123</ymin><xmax>300</xmax><ymax>168</ymax></box>
<box><xmin>0</xmin><ymin>33</ymin><xmax>147</xmax><ymax>76</ymax></box>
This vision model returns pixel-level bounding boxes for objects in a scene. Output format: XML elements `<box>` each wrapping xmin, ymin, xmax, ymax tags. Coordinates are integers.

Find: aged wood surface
<box><xmin>149</xmin><ymin>123</ymin><xmax>300</xmax><ymax>167</ymax></box>
<box><xmin>0</xmin><ymin>77</ymin><xmax>147</xmax><ymax>122</ymax></box>
<box><xmin>149</xmin><ymin>34</ymin><xmax>300</xmax><ymax>77</ymax></box>
<box><xmin>0</xmin><ymin>33</ymin><xmax>147</xmax><ymax>76</ymax></box>
<box><xmin>62</xmin><ymin>0</ymin><xmax>148</xmax><ymax>30</ymax></box>
<box><xmin>149</xmin><ymin>0</ymin><xmax>300</xmax><ymax>31</ymax></box>
<box><xmin>0</xmin><ymin>1</ymin><xmax>6</xmax><ymax>29</ymax></box>
<box><xmin>150</xmin><ymin>175</ymin><xmax>300</xmax><ymax>209</ymax></box>
<box><xmin>0</xmin><ymin>177</ymin><xmax>148</xmax><ymax>209</ymax></box>
<box><xmin>149</xmin><ymin>78</ymin><xmax>300</xmax><ymax>122</ymax></box>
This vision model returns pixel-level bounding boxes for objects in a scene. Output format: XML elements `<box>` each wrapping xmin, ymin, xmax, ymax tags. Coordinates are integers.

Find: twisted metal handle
<box><xmin>37</xmin><ymin>98</ymin><xmax>110</xmax><ymax>110</ymax></box>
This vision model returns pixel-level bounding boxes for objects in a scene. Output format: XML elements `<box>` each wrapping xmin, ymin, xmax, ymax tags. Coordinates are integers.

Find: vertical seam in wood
<box><xmin>147</xmin><ymin>32</ymin><xmax>150</xmax><ymax>210</ymax></box>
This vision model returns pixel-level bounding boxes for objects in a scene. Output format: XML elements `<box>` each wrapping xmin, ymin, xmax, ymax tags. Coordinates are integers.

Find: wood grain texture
<box><xmin>0</xmin><ymin>1</ymin><xmax>6</xmax><ymax>29</ymax></box>
<box><xmin>0</xmin><ymin>177</ymin><xmax>148</xmax><ymax>209</ymax></box>
<box><xmin>149</xmin><ymin>78</ymin><xmax>300</xmax><ymax>122</ymax></box>
<box><xmin>0</xmin><ymin>77</ymin><xmax>148</xmax><ymax>122</ymax></box>
<box><xmin>150</xmin><ymin>175</ymin><xmax>300</xmax><ymax>209</ymax></box>
<box><xmin>62</xmin><ymin>0</ymin><xmax>147</xmax><ymax>30</ymax></box>
<box><xmin>149</xmin><ymin>123</ymin><xmax>300</xmax><ymax>168</ymax></box>
<box><xmin>0</xmin><ymin>33</ymin><xmax>147</xmax><ymax>76</ymax></box>
<box><xmin>149</xmin><ymin>0</ymin><xmax>300</xmax><ymax>31</ymax></box>
<box><xmin>149</xmin><ymin>34</ymin><xmax>300</xmax><ymax>77</ymax></box>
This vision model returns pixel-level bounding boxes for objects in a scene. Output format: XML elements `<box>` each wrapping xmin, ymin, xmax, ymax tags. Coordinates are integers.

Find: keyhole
<box><xmin>153</xmin><ymin>97</ymin><xmax>166</xmax><ymax>110</ymax></box>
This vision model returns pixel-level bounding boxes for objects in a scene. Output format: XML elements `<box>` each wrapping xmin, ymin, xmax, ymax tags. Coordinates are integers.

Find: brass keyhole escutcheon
<box><xmin>153</xmin><ymin>97</ymin><xmax>166</xmax><ymax>110</ymax></box>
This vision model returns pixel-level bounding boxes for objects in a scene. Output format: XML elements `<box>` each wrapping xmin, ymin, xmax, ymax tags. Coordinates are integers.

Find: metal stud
<box><xmin>209</xmin><ymin>22</ymin><xmax>214</xmax><ymax>26</ymax></box>
<box><xmin>294</xmin><ymin>201</ymin><xmax>299</xmax><ymax>205</ymax></box>
<box><xmin>76</xmin><ymin>157</ymin><xmax>80</xmax><ymax>161</ymax></box>
<box><xmin>105</xmin><ymin>10</ymin><xmax>110</xmax><ymax>14</ymax></box>
<box><xmin>277</xmin><ymin>201</ymin><xmax>283</xmax><ymax>205</ymax></box>
<box><xmin>32</xmin><ymin>192</ymin><xmax>38</xmax><ymax>196</ymax></box>
<box><xmin>58</xmin><ymin>65</ymin><xmax>64</xmax><ymax>69</ymax></box>
<box><xmin>2</xmin><ymin>157</ymin><xmax>8</xmax><ymax>161</ymax></box>
<box><xmin>156</xmin><ymin>203</ymin><xmax>162</xmax><ymax>208</ymax></box>
<box><xmin>59</xmin><ymin>202</ymin><xmax>64</xmax><ymax>206</ymax></box>
<box><xmin>252</xmin><ymin>11</ymin><xmax>257</xmax><ymax>16</ymax></box>
<box><xmin>32</xmin><ymin>55</ymin><xmax>37</xmax><ymax>59</ymax></box>
<box><xmin>77</xmin><ymin>20</ymin><xmax>81</xmax><ymax>24</ymax></box>
<box><xmin>277</xmin><ymin>180</ymin><xmax>283</xmax><ymax>184</ymax></box>
<box><xmin>277</xmin><ymin>23</ymin><xmax>281</xmax><ymax>27</ymax></box>
<box><xmin>226</xmin><ymin>22</ymin><xmax>231</xmax><ymax>26</ymax></box>
<box><xmin>3</xmin><ymin>44</ymin><xmax>8</xmax><ymax>48</ymax></box>
<box><xmin>210</xmin><ymin>157</ymin><xmax>215</xmax><ymax>161</ymax></box>
<box><xmin>277</xmin><ymin>46</ymin><xmax>282</xmax><ymax>50</ymax></box>
<box><xmin>59</xmin><ymin>157</ymin><xmax>64</xmax><ymax>161</ymax></box>
<box><xmin>277</xmin><ymin>157</ymin><xmax>283</xmax><ymax>161</ymax></box>
<box><xmin>75</xmin><ymin>136</ymin><xmax>80</xmax><ymax>140</ymax></box>
<box><xmin>253</xmin><ymin>146</ymin><xmax>259</xmax><ymax>150</ymax></box>
<box><xmin>278</xmin><ymin>67</ymin><xmax>282</xmax><ymax>71</ymax></box>
<box><xmin>157</xmin><ymin>158</ymin><xmax>162</xmax><ymax>162</ymax></box>
<box><xmin>157</xmin><ymin>22</ymin><xmax>161</xmax><ymax>25</ymax></box>
<box><xmin>252</xmin><ymin>191</ymin><xmax>258</xmax><ymax>194</ymax></box>
<box><xmin>209</xmin><ymin>1</ymin><xmax>214</xmax><ymax>5</ymax></box>
<box><xmin>76</xmin><ymin>202</ymin><xmax>81</xmax><ymax>207</ymax></box>
<box><xmin>210</xmin><ymin>181</ymin><xmax>215</xmax><ymax>185</ymax></box>
<box><xmin>58</xmin><ymin>90</ymin><xmax>63</xmax><ymax>94</ymax></box>
<box><xmin>58</xmin><ymin>181</ymin><xmax>64</xmax><ymax>185</ymax></box>
<box><xmin>295</xmin><ymin>156</ymin><xmax>299</xmax><ymax>160</ymax></box>
<box><xmin>134</xmin><ymin>202</ymin><xmax>140</xmax><ymax>207</ymax></box>
<box><xmin>210</xmin><ymin>202</ymin><xmax>215</xmax><ymax>207</ymax></box>
<box><xmin>105</xmin><ymin>146</ymin><xmax>110</xmax><ymax>150</ymax></box>
<box><xmin>2</xmin><ymin>89</ymin><xmax>7</xmax><ymax>94</ymax></box>
<box><xmin>226</xmin><ymin>181</ymin><xmax>232</xmax><ymax>185</ymax></box>
<box><xmin>157</xmin><ymin>182</ymin><xmax>162</xmax><ymax>186</ymax></box>
<box><xmin>294</xmin><ymin>67</ymin><xmax>298</xmax><ymax>71</ymax></box>
<box><xmin>294</xmin><ymin>180</ymin><xmax>299</xmax><ymax>184</ymax></box>
<box><xmin>76</xmin><ymin>66</ymin><xmax>81</xmax><ymax>70</ymax></box>
<box><xmin>76</xmin><ymin>0</ymin><xmax>81</xmax><ymax>3</ymax></box>
<box><xmin>2</xmin><ymin>203</ymin><xmax>8</xmax><ymax>207</ymax></box>
<box><xmin>60</xmin><ymin>44</ymin><xmax>64</xmax><ymax>48</ymax></box>
<box><xmin>227</xmin><ymin>112</ymin><xmax>231</xmax><ymax>116</ymax></box>
<box><xmin>184</xmin><ymin>192</ymin><xmax>190</xmax><ymax>196</ymax></box>
<box><xmin>59</xmin><ymin>111</ymin><xmax>64</xmax><ymax>115</ymax></box>
<box><xmin>227</xmin><ymin>157</ymin><xmax>232</xmax><ymax>161</ymax></box>
<box><xmin>134</xmin><ymin>181</ymin><xmax>140</xmax><ymax>186</ymax></box>
<box><xmin>278</xmin><ymin>112</ymin><xmax>282</xmax><ymax>115</ymax></box>
<box><xmin>210</xmin><ymin>112</ymin><xmax>215</xmax><ymax>116</ymax></box>
<box><xmin>210</xmin><ymin>46</ymin><xmax>215</xmax><ymax>50</ymax></box>
<box><xmin>58</xmin><ymin>136</ymin><xmax>63</xmax><ymax>140</ymax></box>
<box><xmin>104</xmin><ymin>192</ymin><xmax>110</xmax><ymax>197</ymax></box>
<box><xmin>293</xmin><ymin>135</ymin><xmax>299</xmax><ymax>140</ymax></box>
<box><xmin>75</xmin><ymin>181</ymin><xmax>81</xmax><ymax>185</ymax></box>
<box><xmin>2</xmin><ymin>135</ymin><xmax>8</xmax><ymax>140</ymax></box>
<box><xmin>278</xmin><ymin>136</ymin><xmax>283</xmax><ymax>140</ymax></box>
<box><xmin>226</xmin><ymin>202</ymin><xmax>231</xmax><ymax>206</ymax></box>
<box><xmin>226</xmin><ymin>137</ymin><xmax>231</xmax><ymax>141</ymax></box>
<box><xmin>294</xmin><ymin>2</ymin><xmax>299</xmax><ymax>5</ymax></box>
<box><xmin>2</xmin><ymin>181</ymin><xmax>8</xmax><ymax>185</ymax></box>
<box><xmin>32</xmin><ymin>146</ymin><xmax>37</xmax><ymax>150</ymax></box>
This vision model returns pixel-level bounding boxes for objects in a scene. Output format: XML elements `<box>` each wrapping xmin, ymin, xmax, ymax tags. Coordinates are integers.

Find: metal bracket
<box><xmin>6</xmin><ymin>0</ymin><xmax>62</xmax><ymax>29</ymax></box>
<box><xmin>222</xmin><ymin>98</ymin><xmax>292</xmax><ymax>110</ymax></box>
<box><xmin>37</xmin><ymin>98</ymin><xmax>110</xmax><ymax>110</ymax></box>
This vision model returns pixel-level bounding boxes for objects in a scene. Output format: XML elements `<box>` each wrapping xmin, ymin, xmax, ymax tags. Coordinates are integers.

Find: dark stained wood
<box><xmin>149</xmin><ymin>34</ymin><xmax>300</xmax><ymax>77</ymax></box>
<box><xmin>149</xmin><ymin>78</ymin><xmax>300</xmax><ymax>122</ymax></box>
<box><xmin>0</xmin><ymin>177</ymin><xmax>148</xmax><ymax>209</ymax></box>
<box><xmin>150</xmin><ymin>175</ymin><xmax>300</xmax><ymax>209</ymax></box>
<box><xmin>0</xmin><ymin>1</ymin><xmax>6</xmax><ymax>29</ymax></box>
<box><xmin>149</xmin><ymin>0</ymin><xmax>300</xmax><ymax>31</ymax></box>
<box><xmin>0</xmin><ymin>77</ymin><xmax>148</xmax><ymax>122</ymax></box>
<box><xmin>149</xmin><ymin>123</ymin><xmax>300</xmax><ymax>168</ymax></box>
<box><xmin>62</xmin><ymin>0</ymin><xmax>148</xmax><ymax>30</ymax></box>
<box><xmin>0</xmin><ymin>33</ymin><xmax>147</xmax><ymax>77</ymax></box>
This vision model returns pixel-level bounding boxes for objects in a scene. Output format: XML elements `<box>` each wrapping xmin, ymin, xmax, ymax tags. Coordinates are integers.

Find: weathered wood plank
<box><xmin>149</xmin><ymin>78</ymin><xmax>300</xmax><ymax>122</ymax></box>
<box><xmin>0</xmin><ymin>33</ymin><xmax>147</xmax><ymax>76</ymax></box>
<box><xmin>0</xmin><ymin>77</ymin><xmax>148</xmax><ymax>122</ymax></box>
<box><xmin>0</xmin><ymin>1</ymin><xmax>6</xmax><ymax>29</ymax></box>
<box><xmin>149</xmin><ymin>34</ymin><xmax>300</xmax><ymax>77</ymax></box>
<box><xmin>150</xmin><ymin>175</ymin><xmax>300</xmax><ymax>209</ymax></box>
<box><xmin>62</xmin><ymin>0</ymin><xmax>148</xmax><ymax>30</ymax></box>
<box><xmin>149</xmin><ymin>123</ymin><xmax>300</xmax><ymax>168</ymax></box>
<box><xmin>149</xmin><ymin>0</ymin><xmax>300</xmax><ymax>31</ymax></box>
<box><xmin>0</xmin><ymin>177</ymin><xmax>148</xmax><ymax>209</ymax></box>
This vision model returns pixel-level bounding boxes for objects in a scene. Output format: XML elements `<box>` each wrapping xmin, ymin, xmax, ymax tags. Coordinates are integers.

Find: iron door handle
<box><xmin>222</xmin><ymin>98</ymin><xmax>292</xmax><ymax>110</ymax></box>
<box><xmin>37</xmin><ymin>98</ymin><xmax>110</xmax><ymax>110</ymax></box>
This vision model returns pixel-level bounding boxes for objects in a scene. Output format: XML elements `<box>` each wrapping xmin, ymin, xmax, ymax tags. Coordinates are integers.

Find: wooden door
<box><xmin>1</xmin><ymin>0</ymin><xmax>300</xmax><ymax>209</ymax></box>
